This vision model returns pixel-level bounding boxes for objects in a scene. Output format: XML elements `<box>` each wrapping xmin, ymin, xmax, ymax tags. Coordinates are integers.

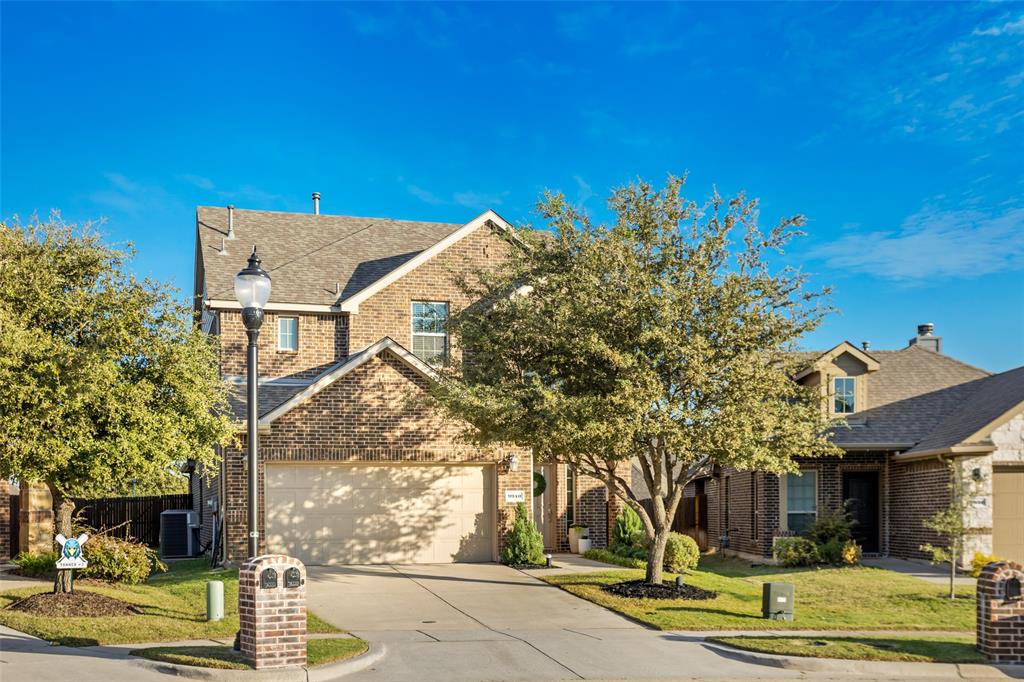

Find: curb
<box><xmin>702</xmin><ymin>641</ymin><xmax>1006</xmax><ymax>678</ymax></box>
<box><xmin>131</xmin><ymin>642</ymin><xmax>386</xmax><ymax>681</ymax></box>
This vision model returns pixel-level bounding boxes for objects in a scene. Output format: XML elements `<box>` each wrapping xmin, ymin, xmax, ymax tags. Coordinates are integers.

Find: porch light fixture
<box><xmin>503</xmin><ymin>453</ymin><xmax>519</xmax><ymax>472</ymax></box>
<box><xmin>235</xmin><ymin>247</ymin><xmax>271</xmax><ymax>558</ymax></box>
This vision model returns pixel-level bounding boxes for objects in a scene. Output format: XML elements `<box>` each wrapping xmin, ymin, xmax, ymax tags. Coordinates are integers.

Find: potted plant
<box><xmin>569</xmin><ymin>524</ymin><xmax>589</xmax><ymax>553</ymax></box>
<box><xmin>577</xmin><ymin>536</ymin><xmax>592</xmax><ymax>554</ymax></box>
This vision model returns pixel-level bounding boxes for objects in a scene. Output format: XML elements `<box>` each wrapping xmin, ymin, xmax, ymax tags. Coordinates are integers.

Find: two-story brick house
<box><xmin>692</xmin><ymin>328</ymin><xmax>1024</xmax><ymax>566</ymax></box>
<box><xmin>192</xmin><ymin>198</ymin><xmax>625</xmax><ymax>565</ymax></box>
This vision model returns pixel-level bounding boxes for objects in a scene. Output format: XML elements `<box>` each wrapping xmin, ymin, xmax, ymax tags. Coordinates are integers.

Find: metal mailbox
<box><xmin>762</xmin><ymin>582</ymin><xmax>795</xmax><ymax>621</ymax></box>
<box><xmin>259</xmin><ymin>567</ymin><xmax>278</xmax><ymax>589</ymax></box>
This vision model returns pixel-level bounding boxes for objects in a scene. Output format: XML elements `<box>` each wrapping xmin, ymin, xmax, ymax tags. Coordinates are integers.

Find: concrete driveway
<box><xmin>306</xmin><ymin>561</ymin><xmax>797</xmax><ymax>682</ymax></box>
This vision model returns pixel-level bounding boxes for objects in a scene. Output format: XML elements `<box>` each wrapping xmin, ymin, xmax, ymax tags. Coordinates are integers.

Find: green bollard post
<box><xmin>207</xmin><ymin>580</ymin><xmax>224</xmax><ymax>621</ymax></box>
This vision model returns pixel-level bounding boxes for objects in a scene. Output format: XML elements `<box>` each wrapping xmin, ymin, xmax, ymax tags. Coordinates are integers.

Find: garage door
<box><xmin>265</xmin><ymin>464</ymin><xmax>495</xmax><ymax>565</ymax></box>
<box><xmin>993</xmin><ymin>468</ymin><xmax>1024</xmax><ymax>565</ymax></box>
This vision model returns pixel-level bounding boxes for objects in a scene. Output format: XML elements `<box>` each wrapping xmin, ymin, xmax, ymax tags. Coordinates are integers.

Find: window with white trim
<box><xmin>834</xmin><ymin>377</ymin><xmax>856</xmax><ymax>413</ymax></box>
<box><xmin>277</xmin><ymin>317</ymin><xmax>298</xmax><ymax>352</ymax></box>
<box><xmin>785</xmin><ymin>471</ymin><xmax>817</xmax><ymax>533</ymax></box>
<box><xmin>411</xmin><ymin>301</ymin><xmax>448</xmax><ymax>365</ymax></box>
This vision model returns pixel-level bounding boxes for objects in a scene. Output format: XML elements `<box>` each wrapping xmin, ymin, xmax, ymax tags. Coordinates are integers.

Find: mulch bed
<box><xmin>602</xmin><ymin>579</ymin><xmax>717</xmax><ymax>601</ymax></box>
<box><xmin>7</xmin><ymin>591</ymin><xmax>140</xmax><ymax>617</ymax></box>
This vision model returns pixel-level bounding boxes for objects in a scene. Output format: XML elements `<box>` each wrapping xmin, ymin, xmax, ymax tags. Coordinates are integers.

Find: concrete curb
<box><xmin>130</xmin><ymin>642</ymin><xmax>385</xmax><ymax>681</ymax></box>
<box><xmin>702</xmin><ymin>641</ymin><xmax>1017</xmax><ymax>678</ymax></box>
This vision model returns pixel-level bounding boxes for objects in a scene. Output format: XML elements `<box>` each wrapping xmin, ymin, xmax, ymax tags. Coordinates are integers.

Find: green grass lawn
<box><xmin>0</xmin><ymin>559</ymin><xmax>340</xmax><ymax>646</ymax></box>
<box><xmin>541</xmin><ymin>556</ymin><xmax>975</xmax><ymax>631</ymax></box>
<box><xmin>710</xmin><ymin>634</ymin><xmax>983</xmax><ymax>663</ymax></box>
<box><xmin>131</xmin><ymin>637</ymin><xmax>368</xmax><ymax>670</ymax></box>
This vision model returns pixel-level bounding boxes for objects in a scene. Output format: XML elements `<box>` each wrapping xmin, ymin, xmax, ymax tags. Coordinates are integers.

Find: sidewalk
<box><xmin>862</xmin><ymin>556</ymin><xmax>977</xmax><ymax>586</ymax></box>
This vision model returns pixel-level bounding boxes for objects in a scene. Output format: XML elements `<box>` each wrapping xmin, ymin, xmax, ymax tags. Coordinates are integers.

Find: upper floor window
<box><xmin>833</xmin><ymin>377</ymin><xmax>856</xmax><ymax>413</ymax></box>
<box><xmin>785</xmin><ymin>471</ymin><xmax>817</xmax><ymax>533</ymax></box>
<box><xmin>278</xmin><ymin>317</ymin><xmax>298</xmax><ymax>352</ymax></box>
<box><xmin>411</xmin><ymin>301</ymin><xmax>448</xmax><ymax>365</ymax></box>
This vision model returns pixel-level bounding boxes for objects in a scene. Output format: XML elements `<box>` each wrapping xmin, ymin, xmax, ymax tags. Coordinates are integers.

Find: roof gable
<box><xmin>258</xmin><ymin>337</ymin><xmax>437</xmax><ymax>426</ymax></box>
<box><xmin>794</xmin><ymin>341</ymin><xmax>880</xmax><ymax>380</ymax></box>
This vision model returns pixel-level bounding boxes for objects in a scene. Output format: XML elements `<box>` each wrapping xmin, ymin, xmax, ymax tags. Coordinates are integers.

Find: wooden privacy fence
<box><xmin>72</xmin><ymin>494</ymin><xmax>191</xmax><ymax>547</ymax></box>
<box><xmin>640</xmin><ymin>493</ymin><xmax>709</xmax><ymax>551</ymax></box>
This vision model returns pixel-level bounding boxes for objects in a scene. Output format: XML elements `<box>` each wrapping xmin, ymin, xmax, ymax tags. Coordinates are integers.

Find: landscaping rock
<box><xmin>8</xmin><ymin>590</ymin><xmax>139</xmax><ymax>617</ymax></box>
<box><xmin>602</xmin><ymin>579</ymin><xmax>717</xmax><ymax>600</ymax></box>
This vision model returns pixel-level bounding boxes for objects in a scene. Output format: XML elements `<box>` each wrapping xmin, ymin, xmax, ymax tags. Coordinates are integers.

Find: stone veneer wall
<box><xmin>222</xmin><ymin>351</ymin><xmax>531</xmax><ymax>562</ymax></box>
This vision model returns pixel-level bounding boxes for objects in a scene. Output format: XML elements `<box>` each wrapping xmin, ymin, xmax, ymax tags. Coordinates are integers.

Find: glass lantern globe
<box><xmin>234</xmin><ymin>247</ymin><xmax>272</xmax><ymax>309</ymax></box>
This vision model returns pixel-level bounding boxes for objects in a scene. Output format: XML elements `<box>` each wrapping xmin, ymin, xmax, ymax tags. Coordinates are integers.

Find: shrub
<box><xmin>82</xmin><ymin>533</ymin><xmax>164</xmax><ymax>584</ymax></box>
<box><xmin>501</xmin><ymin>503</ymin><xmax>545</xmax><ymax>566</ymax></box>
<box><xmin>970</xmin><ymin>552</ymin><xmax>1002</xmax><ymax>578</ymax></box>
<box><xmin>806</xmin><ymin>506</ymin><xmax>853</xmax><ymax>546</ymax></box>
<box><xmin>610</xmin><ymin>507</ymin><xmax>648</xmax><ymax>559</ymax></box>
<box><xmin>841</xmin><ymin>540</ymin><xmax>862</xmax><ymax>565</ymax></box>
<box><xmin>818</xmin><ymin>538</ymin><xmax>843</xmax><ymax>564</ymax></box>
<box><xmin>583</xmin><ymin>548</ymin><xmax>647</xmax><ymax>569</ymax></box>
<box><xmin>663</xmin><ymin>532</ymin><xmax>700</xmax><ymax>572</ymax></box>
<box><xmin>13</xmin><ymin>551</ymin><xmax>58</xmax><ymax>577</ymax></box>
<box><xmin>773</xmin><ymin>536</ymin><xmax>820</xmax><ymax>567</ymax></box>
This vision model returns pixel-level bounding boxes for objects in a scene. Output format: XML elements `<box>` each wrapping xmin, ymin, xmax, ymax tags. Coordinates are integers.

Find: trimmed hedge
<box><xmin>583</xmin><ymin>548</ymin><xmax>647</xmax><ymax>569</ymax></box>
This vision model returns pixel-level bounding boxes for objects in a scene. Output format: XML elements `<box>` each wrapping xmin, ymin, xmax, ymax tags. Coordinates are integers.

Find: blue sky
<box><xmin>2</xmin><ymin>2</ymin><xmax>1022</xmax><ymax>370</ymax></box>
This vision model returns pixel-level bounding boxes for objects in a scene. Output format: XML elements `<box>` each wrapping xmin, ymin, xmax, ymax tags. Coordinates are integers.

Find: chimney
<box><xmin>861</xmin><ymin>341</ymin><xmax>870</xmax><ymax>352</ymax></box>
<box><xmin>908</xmin><ymin>322</ymin><xmax>941</xmax><ymax>353</ymax></box>
<box><xmin>226</xmin><ymin>205</ymin><xmax>235</xmax><ymax>239</ymax></box>
<box><xmin>312</xmin><ymin>192</ymin><xmax>321</xmax><ymax>215</ymax></box>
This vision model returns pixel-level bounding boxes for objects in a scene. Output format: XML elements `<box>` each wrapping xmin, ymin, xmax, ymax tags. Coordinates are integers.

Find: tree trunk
<box><xmin>51</xmin><ymin>492</ymin><xmax>74</xmax><ymax>594</ymax></box>
<box><xmin>949</xmin><ymin>550</ymin><xmax>957</xmax><ymax>600</ymax></box>
<box><xmin>645</xmin><ymin>528</ymin><xmax>670</xmax><ymax>584</ymax></box>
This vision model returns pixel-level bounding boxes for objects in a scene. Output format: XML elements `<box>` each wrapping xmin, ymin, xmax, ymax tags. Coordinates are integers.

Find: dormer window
<box><xmin>834</xmin><ymin>377</ymin><xmax>856</xmax><ymax>413</ymax></box>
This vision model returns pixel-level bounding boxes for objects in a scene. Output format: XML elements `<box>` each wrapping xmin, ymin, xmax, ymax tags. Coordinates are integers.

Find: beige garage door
<box><xmin>265</xmin><ymin>464</ymin><xmax>495</xmax><ymax>565</ymax></box>
<box><xmin>993</xmin><ymin>468</ymin><xmax>1024</xmax><ymax>565</ymax></box>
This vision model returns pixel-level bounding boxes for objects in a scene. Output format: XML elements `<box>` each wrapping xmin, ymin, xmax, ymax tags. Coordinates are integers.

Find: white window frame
<box><xmin>277</xmin><ymin>316</ymin><xmax>299</xmax><ymax>352</ymax></box>
<box><xmin>779</xmin><ymin>470</ymin><xmax>818</xmax><ymax>533</ymax></box>
<box><xmin>411</xmin><ymin>301</ymin><xmax>449</xmax><ymax>366</ymax></box>
<box><xmin>833</xmin><ymin>376</ymin><xmax>856</xmax><ymax>414</ymax></box>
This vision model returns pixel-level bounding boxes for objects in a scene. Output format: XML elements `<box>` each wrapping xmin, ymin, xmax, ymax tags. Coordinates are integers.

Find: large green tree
<box><xmin>431</xmin><ymin>176</ymin><xmax>842</xmax><ymax>584</ymax></box>
<box><xmin>0</xmin><ymin>216</ymin><xmax>232</xmax><ymax>592</ymax></box>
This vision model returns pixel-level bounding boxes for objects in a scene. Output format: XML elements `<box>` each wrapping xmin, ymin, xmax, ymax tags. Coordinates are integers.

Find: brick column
<box><xmin>0</xmin><ymin>479</ymin><xmax>10</xmax><ymax>561</ymax></box>
<box><xmin>977</xmin><ymin>560</ymin><xmax>1024</xmax><ymax>663</ymax></box>
<box><xmin>239</xmin><ymin>554</ymin><xmax>307</xmax><ymax>669</ymax></box>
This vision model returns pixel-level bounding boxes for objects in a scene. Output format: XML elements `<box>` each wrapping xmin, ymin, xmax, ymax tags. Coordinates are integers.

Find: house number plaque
<box><xmin>284</xmin><ymin>567</ymin><xmax>302</xmax><ymax>588</ymax></box>
<box><xmin>259</xmin><ymin>568</ymin><xmax>278</xmax><ymax>589</ymax></box>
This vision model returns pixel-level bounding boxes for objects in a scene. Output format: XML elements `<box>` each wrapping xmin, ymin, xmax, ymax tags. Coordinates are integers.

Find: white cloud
<box><xmin>405</xmin><ymin>183</ymin><xmax>507</xmax><ymax>210</ymax></box>
<box><xmin>179</xmin><ymin>174</ymin><xmax>216</xmax><ymax>190</ymax></box>
<box><xmin>574</xmin><ymin>175</ymin><xmax>594</xmax><ymax>205</ymax></box>
<box><xmin>811</xmin><ymin>204</ymin><xmax>1024</xmax><ymax>281</ymax></box>
<box><xmin>406</xmin><ymin>184</ymin><xmax>445</xmax><ymax>205</ymax></box>
<box><xmin>973</xmin><ymin>15</ymin><xmax>1024</xmax><ymax>37</ymax></box>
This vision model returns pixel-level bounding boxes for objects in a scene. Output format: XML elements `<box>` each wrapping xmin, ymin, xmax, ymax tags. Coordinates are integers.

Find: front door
<box><xmin>842</xmin><ymin>471</ymin><xmax>880</xmax><ymax>554</ymax></box>
<box><xmin>533</xmin><ymin>464</ymin><xmax>556</xmax><ymax>550</ymax></box>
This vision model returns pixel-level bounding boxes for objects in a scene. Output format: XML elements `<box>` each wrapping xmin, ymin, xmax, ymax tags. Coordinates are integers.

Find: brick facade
<box><xmin>889</xmin><ymin>457</ymin><xmax>950</xmax><ymax>561</ymax></box>
<box><xmin>976</xmin><ymin>561</ymin><xmax>1024</xmax><ymax>663</ymax></box>
<box><xmin>0</xmin><ymin>479</ymin><xmax>9</xmax><ymax>561</ymax></box>
<box><xmin>220</xmin><ymin>312</ymin><xmax>348</xmax><ymax>380</ymax></box>
<box><xmin>239</xmin><ymin>554</ymin><xmax>307</xmax><ymax>669</ymax></box>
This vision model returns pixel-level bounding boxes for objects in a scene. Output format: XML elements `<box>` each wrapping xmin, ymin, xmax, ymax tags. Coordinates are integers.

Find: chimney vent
<box><xmin>312</xmin><ymin>192</ymin><xmax>321</xmax><ymax>215</ymax></box>
<box><xmin>861</xmin><ymin>341</ymin><xmax>870</xmax><ymax>352</ymax></box>
<box><xmin>908</xmin><ymin>322</ymin><xmax>941</xmax><ymax>353</ymax></box>
<box><xmin>219</xmin><ymin>237</ymin><xmax>227</xmax><ymax>255</ymax></box>
<box><xmin>227</xmin><ymin>205</ymin><xmax>235</xmax><ymax>239</ymax></box>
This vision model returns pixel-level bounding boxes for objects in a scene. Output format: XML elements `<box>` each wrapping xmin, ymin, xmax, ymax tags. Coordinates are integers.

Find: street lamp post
<box><xmin>234</xmin><ymin>247</ymin><xmax>272</xmax><ymax>558</ymax></box>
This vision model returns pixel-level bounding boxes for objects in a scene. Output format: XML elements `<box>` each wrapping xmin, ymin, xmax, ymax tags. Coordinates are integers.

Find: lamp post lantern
<box><xmin>234</xmin><ymin>246</ymin><xmax>272</xmax><ymax>558</ymax></box>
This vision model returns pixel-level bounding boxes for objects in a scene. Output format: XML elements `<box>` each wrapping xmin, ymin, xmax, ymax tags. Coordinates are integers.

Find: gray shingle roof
<box><xmin>828</xmin><ymin>346</ymin><xmax>991</xmax><ymax>447</ymax></box>
<box><xmin>226</xmin><ymin>381</ymin><xmax>307</xmax><ymax>422</ymax></box>
<box><xmin>197</xmin><ymin>207</ymin><xmax>464</xmax><ymax>306</ymax></box>
<box><xmin>905</xmin><ymin>365</ymin><xmax>1024</xmax><ymax>454</ymax></box>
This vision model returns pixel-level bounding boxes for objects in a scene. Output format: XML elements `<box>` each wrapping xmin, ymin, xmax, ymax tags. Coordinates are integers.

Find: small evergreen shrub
<box><xmin>13</xmin><ymin>551</ymin><xmax>58</xmax><ymax>577</ymax></box>
<box><xmin>663</xmin><ymin>532</ymin><xmax>700</xmax><ymax>572</ymax></box>
<box><xmin>773</xmin><ymin>536</ymin><xmax>820</xmax><ymax>567</ymax></box>
<box><xmin>82</xmin><ymin>533</ymin><xmax>166</xmax><ymax>584</ymax></box>
<box><xmin>818</xmin><ymin>538</ymin><xmax>843</xmax><ymax>564</ymax></box>
<box><xmin>583</xmin><ymin>548</ymin><xmax>647</xmax><ymax>569</ymax></box>
<box><xmin>841</xmin><ymin>539</ymin><xmax>862</xmax><ymax>565</ymax></box>
<box><xmin>806</xmin><ymin>506</ymin><xmax>853</xmax><ymax>546</ymax></box>
<box><xmin>501</xmin><ymin>502</ymin><xmax>545</xmax><ymax>566</ymax></box>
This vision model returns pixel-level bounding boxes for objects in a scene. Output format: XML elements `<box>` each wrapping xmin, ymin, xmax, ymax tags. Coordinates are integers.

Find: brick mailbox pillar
<box><xmin>977</xmin><ymin>560</ymin><xmax>1024</xmax><ymax>664</ymax></box>
<box><xmin>239</xmin><ymin>554</ymin><xmax>307</xmax><ymax>669</ymax></box>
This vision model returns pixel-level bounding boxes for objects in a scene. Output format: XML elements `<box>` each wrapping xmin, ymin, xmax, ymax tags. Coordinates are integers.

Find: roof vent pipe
<box><xmin>861</xmin><ymin>341</ymin><xmax>870</xmax><ymax>352</ymax></box>
<box><xmin>917</xmin><ymin>322</ymin><xmax>934</xmax><ymax>336</ymax></box>
<box><xmin>219</xmin><ymin>237</ymin><xmax>227</xmax><ymax>255</ymax></box>
<box><xmin>227</xmin><ymin>205</ymin><xmax>235</xmax><ymax>239</ymax></box>
<box><xmin>312</xmin><ymin>192</ymin><xmax>321</xmax><ymax>215</ymax></box>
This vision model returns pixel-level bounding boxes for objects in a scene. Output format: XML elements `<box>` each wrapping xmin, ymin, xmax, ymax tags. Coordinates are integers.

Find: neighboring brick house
<box><xmin>692</xmin><ymin>326</ymin><xmax>1024</xmax><ymax>566</ymax></box>
<box><xmin>192</xmin><ymin>199</ymin><xmax>623</xmax><ymax>564</ymax></box>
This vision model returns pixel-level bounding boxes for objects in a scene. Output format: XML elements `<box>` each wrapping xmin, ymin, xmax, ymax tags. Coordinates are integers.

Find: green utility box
<box><xmin>762</xmin><ymin>582</ymin><xmax>794</xmax><ymax>621</ymax></box>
